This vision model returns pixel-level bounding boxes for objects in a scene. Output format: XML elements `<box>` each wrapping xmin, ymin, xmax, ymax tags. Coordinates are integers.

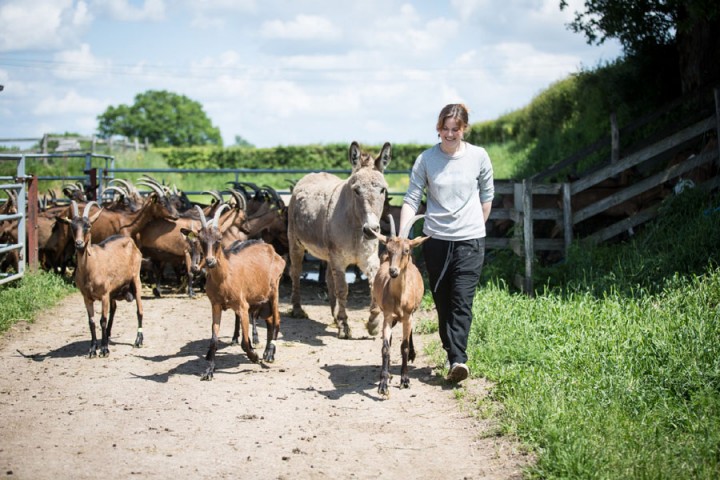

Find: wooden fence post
<box><xmin>562</xmin><ymin>182</ymin><xmax>572</xmax><ymax>257</ymax></box>
<box><xmin>611</xmin><ymin>112</ymin><xmax>620</xmax><ymax>165</ymax></box>
<box><xmin>26</xmin><ymin>175</ymin><xmax>39</xmax><ymax>272</ymax></box>
<box><xmin>522</xmin><ymin>179</ymin><xmax>534</xmax><ymax>296</ymax></box>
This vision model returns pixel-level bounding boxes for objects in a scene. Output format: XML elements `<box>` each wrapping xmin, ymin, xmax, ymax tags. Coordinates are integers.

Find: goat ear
<box><xmin>409</xmin><ymin>235</ymin><xmax>429</xmax><ymax>249</ymax></box>
<box><xmin>369</xmin><ymin>228</ymin><xmax>388</xmax><ymax>244</ymax></box>
<box><xmin>376</xmin><ymin>142</ymin><xmax>391</xmax><ymax>172</ymax></box>
<box><xmin>180</xmin><ymin>228</ymin><xmax>195</xmax><ymax>239</ymax></box>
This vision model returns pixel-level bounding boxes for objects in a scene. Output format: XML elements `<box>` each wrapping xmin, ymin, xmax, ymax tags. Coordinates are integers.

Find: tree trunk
<box><xmin>676</xmin><ymin>14</ymin><xmax>720</xmax><ymax>93</ymax></box>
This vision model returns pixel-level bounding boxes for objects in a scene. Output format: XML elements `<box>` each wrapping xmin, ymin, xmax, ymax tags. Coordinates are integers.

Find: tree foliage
<box><xmin>97</xmin><ymin>90</ymin><xmax>223</xmax><ymax>147</ymax></box>
<box><xmin>560</xmin><ymin>0</ymin><xmax>720</xmax><ymax>91</ymax></box>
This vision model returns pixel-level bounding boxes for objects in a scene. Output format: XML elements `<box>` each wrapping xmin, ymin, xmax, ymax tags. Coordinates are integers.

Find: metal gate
<box><xmin>0</xmin><ymin>154</ymin><xmax>29</xmax><ymax>285</ymax></box>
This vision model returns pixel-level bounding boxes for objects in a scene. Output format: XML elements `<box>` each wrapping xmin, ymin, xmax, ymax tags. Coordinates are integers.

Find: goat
<box><xmin>181</xmin><ymin>205</ymin><xmax>286</xmax><ymax>380</ymax></box>
<box><xmin>137</xmin><ymin>194</ymin><xmax>246</xmax><ymax>298</ymax></box>
<box><xmin>369</xmin><ymin>214</ymin><xmax>428</xmax><ymax>398</ymax></box>
<box><xmin>61</xmin><ymin>201</ymin><xmax>144</xmax><ymax>358</ymax></box>
<box><xmin>288</xmin><ymin>141</ymin><xmax>391</xmax><ymax>338</ymax></box>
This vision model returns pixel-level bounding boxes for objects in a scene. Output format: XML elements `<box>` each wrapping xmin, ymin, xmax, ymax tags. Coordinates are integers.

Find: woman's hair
<box><xmin>436</xmin><ymin>103</ymin><xmax>470</xmax><ymax>131</ymax></box>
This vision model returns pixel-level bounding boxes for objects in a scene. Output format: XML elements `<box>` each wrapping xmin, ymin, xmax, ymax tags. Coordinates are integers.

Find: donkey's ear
<box><xmin>375</xmin><ymin>142</ymin><xmax>391</xmax><ymax>172</ymax></box>
<box><xmin>348</xmin><ymin>141</ymin><xmax>361</xmax><ymax>168</ymax></box>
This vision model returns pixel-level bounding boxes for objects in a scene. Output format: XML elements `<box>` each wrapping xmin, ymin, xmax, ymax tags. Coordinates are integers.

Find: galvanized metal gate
<box><xmin>0</xmin><ymin>154</ymin><xmax>29</xmax><ymax>285</ymax></box>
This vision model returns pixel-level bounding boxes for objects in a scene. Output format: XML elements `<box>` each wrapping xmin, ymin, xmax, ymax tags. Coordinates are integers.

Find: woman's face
<box><xmin>438</xmin><ymin>117</ymin><xmax>465</xmax><ymax>153</ymax></box>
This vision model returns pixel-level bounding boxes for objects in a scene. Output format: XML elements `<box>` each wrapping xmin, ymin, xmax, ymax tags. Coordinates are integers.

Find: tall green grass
<box><xmin>0</xmin><ymin>271</ymin><xmax>74</xmax><ymax>334</ymax></box>
<box><xmin>460</xmin><ymin>189</ymin><xmax>720</xmax><ymax>478</ymax></box>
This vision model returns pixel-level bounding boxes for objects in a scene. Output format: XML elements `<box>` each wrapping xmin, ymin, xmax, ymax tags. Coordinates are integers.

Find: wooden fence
<box><xmin>0</xmin><ymin>135</ymin><xmax>149</xmax><ymax>154</ymax></box>
<box><xmin>488</xmin><ymin>87</ymin><xmax>720</xmax><ymax>293</ymax></box>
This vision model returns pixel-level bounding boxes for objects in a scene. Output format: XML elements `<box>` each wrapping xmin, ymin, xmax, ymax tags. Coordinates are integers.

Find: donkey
<box><xmin>287</xmin><ymin>141</ymin><xmax>391</xmax><ymax>338</ymax></box>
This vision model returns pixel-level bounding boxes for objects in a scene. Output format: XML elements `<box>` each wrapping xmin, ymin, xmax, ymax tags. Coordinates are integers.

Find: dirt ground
<box><xmin>0</xmin><ymin>278</ymin><xmax>531</xmax><ymax>480</ymax></box>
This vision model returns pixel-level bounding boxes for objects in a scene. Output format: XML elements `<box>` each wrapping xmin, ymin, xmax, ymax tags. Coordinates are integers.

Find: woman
<box><xmin>399</xmin><ymin>103</ymin><xmax>494</xmax><ymax>383</ymax></box>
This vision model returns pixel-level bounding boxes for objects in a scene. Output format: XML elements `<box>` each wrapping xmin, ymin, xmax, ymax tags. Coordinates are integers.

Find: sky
<box><xmin>0</xmin><ymin>0</ymin><xmax>622</xmax><ymax>149</ymax></box>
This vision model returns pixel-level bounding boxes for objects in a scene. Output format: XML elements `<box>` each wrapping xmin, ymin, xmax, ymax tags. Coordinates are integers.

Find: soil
<box><xmin>0</xmin><ymin>278</ymin><xmax>532</xmax><ymax>479</ymax></box>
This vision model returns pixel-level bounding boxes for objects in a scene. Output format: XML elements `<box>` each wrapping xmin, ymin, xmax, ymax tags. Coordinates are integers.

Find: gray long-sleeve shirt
<box><xmin>404</xmin><ymin>143</ymin><xmax>494</xmax><ymax>241</ymax></box>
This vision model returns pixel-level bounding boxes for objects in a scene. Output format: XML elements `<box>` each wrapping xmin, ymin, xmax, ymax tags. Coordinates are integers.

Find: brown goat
<box><xmin>370</xmin><ymin>215</ymin><xmax>428</xmax><ymax>398</ymax></box>
<box><xmin>138</xmin><ymin>195</ymin><xmax>246</xmax><ymax>298</ymax></box>
<box><xmin>181</xmin><ymin>205</ymin><xmax>286</xmax><ymax>381</ymax></box>
<box><xmin>62</xmin><ymin>201</ymin><xmax>144</xmax><ymax>358</ymax></box>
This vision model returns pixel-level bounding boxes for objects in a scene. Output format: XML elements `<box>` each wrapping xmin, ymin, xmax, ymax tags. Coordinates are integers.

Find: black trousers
<box><xmin>422</xmin><ymin>237</ymin><xmax>485</xmax><ymax>365</ymax></box>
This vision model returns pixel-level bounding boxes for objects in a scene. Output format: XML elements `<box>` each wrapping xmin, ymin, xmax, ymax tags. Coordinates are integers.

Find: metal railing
<box><xmin>0</xmin><ymin>154</ymin><xmax>28</xmax><ymax>285</ymax></box>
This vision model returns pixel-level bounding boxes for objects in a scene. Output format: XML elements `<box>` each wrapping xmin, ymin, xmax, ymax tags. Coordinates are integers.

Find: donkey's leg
<box><xmin>330</xmin><ymin>261</ymin><xmax>351</xmax><ymax>339</ymax></box>
<box><xmin>288</xmin><ymin>241</ymin><xmax>308</xmax><ymax>318</ymax></box>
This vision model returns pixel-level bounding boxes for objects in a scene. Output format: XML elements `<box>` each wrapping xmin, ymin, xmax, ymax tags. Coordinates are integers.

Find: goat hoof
<box><xmin>401</xmin><ymin>378</ymin><xmax>410</xmax><ymax>389</ymax></box>
<box><xmin>200</xmin><ymin>372</ymin><xmax>213</xmax><ymax>381</ymax></box>
<box><xmin>152</xmin><ymin>288</ymin><xmax>161</xmax><ymax>298</ymax></box>
<box><xmin>289</xmin><ymin>307</ymin><xmax>308</xmax><ymax>319</ymax></box>
<box><xmin>378</xmin><ymin>383</ymin><xmax>390</xmax><ymax>398</ymax></box>
<box><xmin>87</xmin><ymin>350</ymin><xmax>97</xmax><ymax>359</ymax></box>
<box><xmin>366</xmin><ymin>322</ymin><xmax>380</xmax><ymax>336</ymax></box>
<box><xmin>231</xmin><ymin>337</ymin><xmax>240</xmax><ymax>345</ymax></box>
<box><xmin>247</xmin><ymin>351</ymin><xmax>260</xmax><ymax>363</ymax></box>
<box><xmin>99</xmin><ymin>348</ymin><xmax>109</xmax><ymax>357</ymax></box>
<box><xmin>263</xmin><ymin>345</ymin><xmax>276</xmax><ymax>363</ymax></box>
<box><xmin>337</xmin><ymin>325</ymin><xmax>351</xmax><ymax>339</ymax></box>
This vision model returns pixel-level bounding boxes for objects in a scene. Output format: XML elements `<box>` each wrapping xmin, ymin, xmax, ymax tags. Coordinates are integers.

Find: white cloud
<box><xmin>0</xmin><ymin>0</ymin><xmax>89</xmax><ymax>51</ymax></box>
<box><xmin>52</xmin><ymin>43</ymin><xmax>112</xmax><ymax>80</ymax></box>
<box><xmin>33</xmin><ymin>90</ymin><xmax>106</xmax><ymax>116</ymax></box>
<box><xmin>98</xmin><ymin>0</ymin><xmax>165</xmax><ymax>22</ymax></box>
<box><xmin>261</xmin><ymin>15</ymin><xmax>341</xmax><ymax>41</ymax></box>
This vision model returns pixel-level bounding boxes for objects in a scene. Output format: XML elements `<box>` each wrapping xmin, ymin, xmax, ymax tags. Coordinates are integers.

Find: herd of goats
<box><xmin>0</xmin><ymin>142</ymin><xmax>426</xmax><ymax>396</ymax></box>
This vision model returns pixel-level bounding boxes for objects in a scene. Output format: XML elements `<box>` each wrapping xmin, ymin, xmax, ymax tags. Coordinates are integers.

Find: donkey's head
<box><xmin>346</xmin><ymin>141</ymin><xmax>391</xmax><ymax>240</ymax></box>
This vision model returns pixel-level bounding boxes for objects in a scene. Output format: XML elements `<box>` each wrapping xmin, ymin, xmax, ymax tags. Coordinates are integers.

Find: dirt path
<box><xmin>0</xmin><ymin>279</ymin><xmax>530</xmax><ymax>479</ymax></box>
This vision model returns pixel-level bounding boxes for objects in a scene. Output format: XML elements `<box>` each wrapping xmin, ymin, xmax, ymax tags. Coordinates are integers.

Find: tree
<box><xmin>233</xmin><ymin>135</ymin><xmax>254</xmax><ymax>148</ymax></box>
<box><xmin>560</xmin><ymin>0</ymin><xmax>720</xmax><ymax>92</ymax></box>
<box><xmin>97</xmin><ymin>90</ymin><xmax>223</xmax><ymax>147</ymax></box>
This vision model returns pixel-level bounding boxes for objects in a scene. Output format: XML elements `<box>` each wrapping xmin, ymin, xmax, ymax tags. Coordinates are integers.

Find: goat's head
<box><xmin>63</xmin><ymin>200</ymin><xmax>103</xmax><ymax>253</ymax></box>
<box><xmin>180</xmin><ymin>221</ymin><xmax>204</xmax><ymax>275</ymax></box>
<box><xmin>191</xmin><ymin>204</ymin><xmax>229</xmax><ymax>269</ymax></box>
<box><xmin>138</xmin><ymin>180</ymin><xmax>180</xmax><ymax>220</ymax></box>
<box><xmin>372</xmin><ymin>214</ymin><xmax>428</xmax><ymax>278</ymax></box>
<box><xmin>347</xmin><ymin>141</ymin><xmax>391</xmax><ymax>240</ymax></box>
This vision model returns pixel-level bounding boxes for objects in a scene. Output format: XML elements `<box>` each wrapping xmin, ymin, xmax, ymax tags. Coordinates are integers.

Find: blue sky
<box><xmin>0</xmin><ymin>0</ymin><xmax>622</xmax><ymax>149</ymax></box>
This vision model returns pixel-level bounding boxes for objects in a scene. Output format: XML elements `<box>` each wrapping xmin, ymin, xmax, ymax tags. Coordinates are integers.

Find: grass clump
<box><xmin>462</xmin><ymin>188</ymin><xmax>720</xmax><ymax>478</ymax></box>
<box><xmin>0</xmin><ymin>271</ymin><xmax>74</xmax><ymax>334</ymax></box>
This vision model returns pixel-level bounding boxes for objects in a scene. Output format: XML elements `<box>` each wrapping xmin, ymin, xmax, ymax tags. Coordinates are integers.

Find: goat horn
<box><xmin>228</xmin><ymin>189</ymin><xmax>247</xmax><ymax>211</ymax></box>
<box><xmin>387</xmin><ymin>214</ymin><xmax>397</xmax><ymax>237</ymax></box>
<box><xmin>108</xmin><ymin>178</ymin><xmax>134</xmax><ymax>192</ymax></box>
<box><xmin>137</xmin><ymin>181</ymin><xmax>165</xmax><ymax>198</ymax></box>
<box><xmin>212</xmin><ymin>203</ymin><xmax>231</xmax><ymax>228</ymax></box>
<box><xmin>239</xmin><ymin>181</ymin><xmax>260</xmax><ymax>193</ymax></box>
<box><xmin>104</xmin><ymin>186</ymin><xmax>128</xmax><ymax>197</ymax></box>
<box><xmin>82</xmin><ymin>201</ymin><xmax>99</xmax><ymax>219</ymax></box>
<box><xmin>399</xmin><ymin>214</ymin><xmax>425</xmax><ymax>239</ymax></box>
<box><xmin>262</xmin><ymin>186</ymin><xmax>281</xmax><ymax>204</ymax></box>
<box><xmin>202</xmin><ymin>190</ymin><xmax>222</xmax><ymax>202</ymax></box>
<box><xmin>194</xmin><ymin>205</ymin><xmax>208</xmax><ymax>228</ymax></box>
<box><xmin>71</xmin><ymin>200</ymin><xmax>79</xmax><ymax>218</ymax></box>
<box><xmin>139</xmin><ymin>174</ymin><xmax>162</xmax><ymax>186</ymax></box>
